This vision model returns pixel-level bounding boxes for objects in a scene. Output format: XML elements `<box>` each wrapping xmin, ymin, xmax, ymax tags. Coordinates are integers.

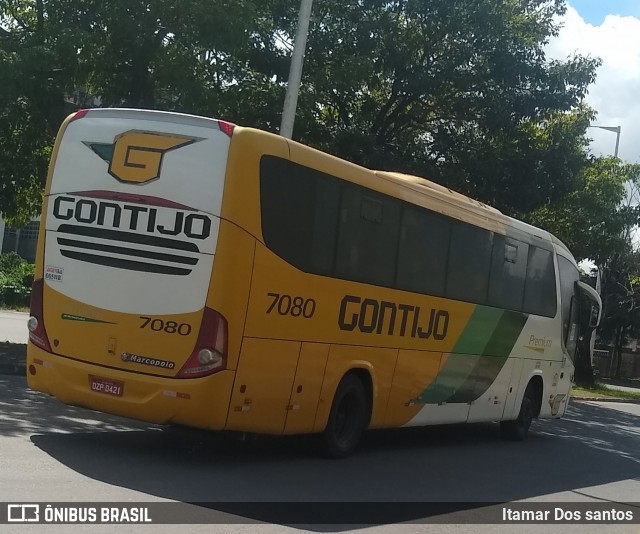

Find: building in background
<box><xmin>0</xmin><ymin>219</ymin><xmax>40</xmax><ymax>262</ymax></box>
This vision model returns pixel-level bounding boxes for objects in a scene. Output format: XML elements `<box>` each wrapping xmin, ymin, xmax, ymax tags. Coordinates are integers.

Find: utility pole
<box><xmin>590</xmin><ymin>125</ymin><xmax>621</xmax><ymax>157</ymax></box>
<box><xmin>280</xmin><ymin>0</ymin><xmax>313</xmax><ymax>139</ymax></box>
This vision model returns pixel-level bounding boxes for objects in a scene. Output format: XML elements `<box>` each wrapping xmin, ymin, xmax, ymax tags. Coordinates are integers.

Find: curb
<box><xmin>571</xmin><ymin>396</ymin><xmax>640</xmax><ymax>405</ymax></box>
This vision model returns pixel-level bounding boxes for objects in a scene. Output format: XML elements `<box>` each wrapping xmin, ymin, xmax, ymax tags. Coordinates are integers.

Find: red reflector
<box><xmin>29</xmin><ymin>365</ymin><xmax>36</xmax><ymax>376</ymax></box>
<box><xmin>218</xmin><ymin>120</ymin><xmax>235</xmax><ymax>137</ymax></box>
<box><xmin>70</xmin><ymin>109</ymin><xmax>90</xmax><ymax>122</ymax></box>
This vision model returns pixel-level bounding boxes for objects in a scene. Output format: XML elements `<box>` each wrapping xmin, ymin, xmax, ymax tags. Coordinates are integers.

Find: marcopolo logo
<box><xmin>121</xmin><ymin>352</ymin><xmax>175</xmax><ymax>370</ymax></box>
<box><xmin>85</xmin><ymin>130</ymin><xmax>201</xmax><ymax>184</ymax></box>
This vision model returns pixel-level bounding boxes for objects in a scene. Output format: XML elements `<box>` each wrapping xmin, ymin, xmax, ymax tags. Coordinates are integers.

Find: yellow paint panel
<box><xmin>245</xmin><ymin>243</ymin><xmax>475</xmax><ymax>353</ymax></box>
<box><xmin>283</xmin><ymin>343</ymin><xmax>329</xmax><ymax>434</ymax></box>
<box><xmin>313</xmin><ymin>344</ymin><xmax>398</xmax><ymax>432</ymax></box>
<box><xmin>33</xmin><ymin>196</ymin><xmax>49</xmax><ymax>279</ymax></box>
<box><xmin>27</xmin><ymin>343</ymin><xmax>235</xmax><ymax>429</ymax></box>
<box><xmin>206</xmin><ymin>220</ymin><xmax>256</xmax><ymax>370</ymax></box>
<box><xmin>226</xmin><ymin>337</ymin><xmax>300</xmax><ymax>434</ymax></box>
<box><xmin>42</xmin><ymin>285</ymin><xmax>202</xmax><ymax>377</ymax></box>
<box><xmin>221</xmin><ymin>128</ymin><xmax>289</xmax><ymax>240</ymax></box>
<box><xmin>384</xmin><ymin>350</ymin><xmax>442</xmax><ymax>427</ymax></box>
<box><xmin>44</xmin><ymin>113</ymin><xmax>77</xmax><ymax>197</ymax></box>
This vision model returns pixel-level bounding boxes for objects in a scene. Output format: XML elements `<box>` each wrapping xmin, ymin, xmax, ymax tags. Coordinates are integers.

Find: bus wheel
<box><xmin>318</xmin><ymin>373</ymin><xmax>369</xmax><ymax>459</ymax></box>
<box><xmin>500</xmin><ymin>383</ymin><xmax>535</xmax><ymax>441</ymax></box>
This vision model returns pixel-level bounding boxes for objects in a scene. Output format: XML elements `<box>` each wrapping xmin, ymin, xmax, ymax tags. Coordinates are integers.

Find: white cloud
<box><xmin>546</xmin><ymin>5</ymin><xmax>640</xmax><ymax>163</ymax></box>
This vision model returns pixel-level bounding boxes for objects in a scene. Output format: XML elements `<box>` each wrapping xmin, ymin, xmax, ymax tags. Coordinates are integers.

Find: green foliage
<box><xmin>572</xmin><ymin>383</ymin><xmax>640</xmax><ymax>401</ymax></box>
<box><xmin>294</xmin><ymin>0</ymin><xmax>599</xmax><ymax>214</ymax></box>
<box><xmin>0</xmin><ymin>252</ymin><xmax>34</xmax><ymax>307</ymax></box>
<box><xmin>528</xmin><ymin>157</ymin><xmax>640</xmax><ymax>380</ymax></box>
<box><xmin>0</xmin><ymin>0</ymin><xmax>77</xmax><ymax>224</ymax></box>
<box><xmin>526</xmin><ymin>158</ymin><xmax>640</xmax><ymax>264</ymax></box>
<box><xmin>2</xmin><ymin>0</ymin><xmax>638</xmax><ymax>372</ymax></box>
<box><xmin>0</xmin><ymin>0</ymin><xmax>600</xmax><ymax>220</ymax></box>
<box><xmin>594</xmin><ymin>249</ymin><xmax>640</xmax><ymax>379</ymax></box>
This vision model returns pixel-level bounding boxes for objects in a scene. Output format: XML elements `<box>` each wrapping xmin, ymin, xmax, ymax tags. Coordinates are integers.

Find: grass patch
<box><xmin>0</xmin><ymin>306</ymin><xmax>29</xmax><ymax>312</ymax></box>
<box><xmin>572</xmin><ymin>383</ymin><xmax>640</xmax><ymax>401</ymax></box>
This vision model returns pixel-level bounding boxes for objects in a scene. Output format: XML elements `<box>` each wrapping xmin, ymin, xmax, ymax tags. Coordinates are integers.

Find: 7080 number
<box><xmin>139</xmin><ymin>316</ymin><xmax>192</xmax><ymax>335</ymax></box>
<box><xmin>266</xmin><ymin>293</ymin><xmax>316</xmax><ymax>318</ymax></box>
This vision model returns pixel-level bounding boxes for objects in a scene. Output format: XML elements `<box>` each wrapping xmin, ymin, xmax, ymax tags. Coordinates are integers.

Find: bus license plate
<box><xmin>89</xmin><ymin>376</ymin><xmax>124</xmax><ymax>397</ymax></box>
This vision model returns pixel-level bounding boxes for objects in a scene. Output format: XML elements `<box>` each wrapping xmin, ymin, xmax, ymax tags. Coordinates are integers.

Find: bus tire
<box><xmin>500</xmin><ymin>383</ymin><xmax>536</xmax><ymax>441</ymax></box>
<box><xmin>317</xmin><ymin>373</ymin><xmax>369</xmax><ymax>459</ymax></box>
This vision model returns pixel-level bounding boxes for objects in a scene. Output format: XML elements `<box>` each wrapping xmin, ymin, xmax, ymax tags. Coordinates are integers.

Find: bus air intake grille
<box><xmin>56</xmin><ymin>224</ymin><xmax>199</xmax><ymax>276</ymax></box>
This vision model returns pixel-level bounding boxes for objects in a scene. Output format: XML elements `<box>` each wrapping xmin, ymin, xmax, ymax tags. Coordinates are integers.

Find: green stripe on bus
<box><xmin>415</xmin><ymin>306</ymin><xmax>503</xmax><ymax>404</ymax></box>
<box><xmin>415</xmin><ymin>307</ymin><xmax>528</xmax><ymax>405</ymax></box>
<box><xmin>447</xmin><ymin>310</ymin><xmax>528</xmax><ymax>403</ymax></box>
<box><xmin>61</xmin><ymin>313</ymin><xmax>116</xmax><ymax>324</ymax></box>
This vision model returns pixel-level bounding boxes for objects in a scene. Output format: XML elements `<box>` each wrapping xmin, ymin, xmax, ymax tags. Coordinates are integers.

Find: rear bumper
<box><xmin>27</xmin><ymin>343</ymin><xmax>235</xmax><ymax>429</ymax></box>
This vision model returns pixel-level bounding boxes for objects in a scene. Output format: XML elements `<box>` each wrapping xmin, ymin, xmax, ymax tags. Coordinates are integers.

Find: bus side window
<box><xmin>446</xmin><ymin>222</ymin><xmax>493</xmax><ymax>304</ymax></box>
<box><xmin>523</xmin><ymin>246</ymin><xmax>557</xmax><ymax>318</ymax></box>
<box><xmin>335</xmin><ymin>185</ymin><xmax>401</xmax><ymax>287</ymax></box>
<box><xmin>487</xmin><ymin>235</ymin><xmax>528</xmax><ymax>312</ymax></box>
<box><xmin>260</xmin><ymin>156</ymin><xmax>340</xmax><ymax>276</ymax></box>
<box><xmin>396</xmin><ymin>205</ymin><xmax>450</xmax><ymax>296</ymax></box>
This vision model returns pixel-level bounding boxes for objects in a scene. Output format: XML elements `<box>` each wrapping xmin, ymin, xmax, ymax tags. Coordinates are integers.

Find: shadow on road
<box><xmin>6</xmin><ymin>374</ymin><xmax>640</xmax><ymax>529</ymax></box>
<box><xmin>0</xmin><ymin>375</ymin><xmax>155</xmax><ymax>436</ymax></box>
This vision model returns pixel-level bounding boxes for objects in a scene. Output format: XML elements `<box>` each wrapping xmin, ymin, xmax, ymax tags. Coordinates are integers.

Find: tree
<box><xmin>291</xmin><ymin>0</ymin><xmax>599</xmax><ymax>214</ymax></box>
<box><xmin>0</xmin><ymin>0</ymin><xmax>291</xmax><ymax>224</ymax></box>
<box><xmin>597</xmin><ymin>252</ymin><xmax>640</xmax><ymax>380</ymax></box>
<box><xmin>0</xmin><ymin>0</ymin><xmax>77</xmax><ymax>224</ymax></box>
<box><xmin>0</xmin><ymin>0</ymin><xmax>602</xmax><ymax>222</ymax></box>
<box><xmin>45</xmin><ymin>0</ymin><xmax>291</xmax><ymax>119</ymax></box>
<box><xmin>527</xmin><ymin>157</ymin><xmax>640</xmax><ymax>264</ymax></box>
<box><xmin>527</xmin><ymin>158</ymin><xmax>640</xmax><ymax>382</ymax></box>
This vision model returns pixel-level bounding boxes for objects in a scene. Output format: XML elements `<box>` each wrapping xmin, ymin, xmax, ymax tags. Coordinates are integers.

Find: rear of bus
<box><xmin>27</xmin><ymin>108</ymin><xmax>240</xmax><ymax>429</ymax></box>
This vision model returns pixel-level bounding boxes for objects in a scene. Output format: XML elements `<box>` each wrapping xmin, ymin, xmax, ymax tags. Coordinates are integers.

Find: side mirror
<box><xmin>576</xmin><ymin>280</ymin><xmax>602</xmax><ymax>328</ymax></box>
<box><xmin>589</xmin><ymin>304</ymin><xmax>599</xmax><ymax>328</ymax></box>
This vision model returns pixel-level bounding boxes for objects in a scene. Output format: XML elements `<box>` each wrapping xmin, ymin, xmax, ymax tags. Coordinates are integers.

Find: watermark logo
<box><xmin>7</xmin><ymin>504</ymin><xmax>39</xmax><ymax>522</ymax></box>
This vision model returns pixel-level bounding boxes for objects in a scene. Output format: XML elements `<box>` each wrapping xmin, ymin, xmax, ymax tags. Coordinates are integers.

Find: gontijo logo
<box><xmin>85</xmin><ymin>130</ymin><xmax>201</xmax><ymax>184</ymax></box>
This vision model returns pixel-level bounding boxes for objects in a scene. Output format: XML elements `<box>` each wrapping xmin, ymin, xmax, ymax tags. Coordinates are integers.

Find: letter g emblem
<box><xmin>109</xmin><ymin>131</ymin><xmax>197</xmax><ymax>184</ymax></box>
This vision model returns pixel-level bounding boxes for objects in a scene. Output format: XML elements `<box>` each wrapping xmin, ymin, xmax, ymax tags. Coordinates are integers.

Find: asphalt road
<box><xmin>2</xmin><ymin>372</ymin><xmax>640</xmax><ymax>534</ymax></box>
<box><xmin>0</xmin><ymin>310</ymin><xmax>28</xmax><ymax>343</ymax></box>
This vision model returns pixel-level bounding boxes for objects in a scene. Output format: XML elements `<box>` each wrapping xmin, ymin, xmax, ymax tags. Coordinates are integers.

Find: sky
<box><xmin>545</xmin><ymin>1</ymin><xmax>640</xmax><ymax>163</ymax></box>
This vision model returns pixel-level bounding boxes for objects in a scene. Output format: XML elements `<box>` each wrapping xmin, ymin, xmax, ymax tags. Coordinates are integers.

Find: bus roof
<box><xmin>373</xmin><ymin>169</ymin><xmax>557</xmax><ymax>248</ymax></box>
<box><xmin>377</xmin><ymin>171</ymin><xmax>503</xmax><ymax>215</ymax></box>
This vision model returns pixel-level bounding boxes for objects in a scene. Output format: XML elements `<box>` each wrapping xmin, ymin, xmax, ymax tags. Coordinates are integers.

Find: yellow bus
<box><xmin>27</xmin><ymin>108</ymin><xmax>601</xmax><ymax>457</ymax></box>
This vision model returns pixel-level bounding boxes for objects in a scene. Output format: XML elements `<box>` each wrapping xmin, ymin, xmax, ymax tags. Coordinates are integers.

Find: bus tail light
<box><xmin>28</xmin><ymin>279</ymin><xmax>52</xmax><ymax>352</ymax></box>
<box><xmin>177</xmin><ymin>307</ymin><xmax>228</xmax><ymax>378</ymax></box>
<box><xmin>70</xmin><ymin>109</ymin><xmax>89</xmax><ymax>122</ymax></box>
<box><xmin>217</xmin><ymin>120</ymin><xmax>235</xmax><ymax>137</ymax></box>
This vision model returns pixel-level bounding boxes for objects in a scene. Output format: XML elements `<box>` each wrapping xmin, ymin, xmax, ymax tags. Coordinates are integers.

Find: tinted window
<box><xmin>260</xmin><ymin>156</ymin><xmax>340</xmax><ymax>274</ymax></box>
<box><xmin>335</xmin><ymin>185</ymin><xmax>401</xmax><ymax>286</ymax></box>
<box><xmin>523</xmin><ymin>247</ymin><xmax>557</xmax><ymax>317</ymax></box>
<box><xmin>261</xmin><ymin>155</ymin><xmax>557</xmax><ymax>315</ymax></box>
<box><xmin>446</xmin><ymin>222</ymin><xmax>493</xmax><ymax>304</ymax></box>
<box><xmin>488</xmin><ymin>236</ymin><xmax>528</xmax><ymax>311</ymax></box>
<box><xmin>396</xmin><ymin>205</ymin><xmax>450</xmax><ymax>296</ymax></box>
<box><xmin>558</xmin><ymin>255</ymin><xmax>580</xmax><ymax>347</ymax></box>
